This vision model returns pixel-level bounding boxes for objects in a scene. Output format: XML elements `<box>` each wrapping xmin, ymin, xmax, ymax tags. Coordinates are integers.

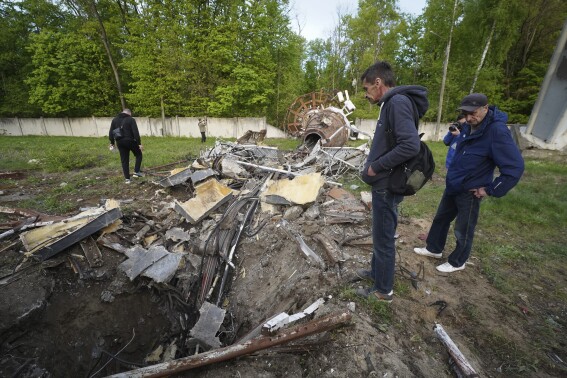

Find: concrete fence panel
<box><xmin>0</xmin><ymin>118</ymin><xmax>23</xmax><ymax>136</ymax></box>
<box><xmin>96</xmin><ymin>117</ymin><xmax>113</xmax><ymax>138</ymax></box>
<box><xmin>43</xmin><ymin>118</ymin><xmax>68</xmax><ymax>136</ymax></box>
<box><xmin>0</xmin><ymin>116</ymin><xmax>462</xmax><ymax>142</ymax></box>
<box><xmin>266</xmin><ymin>124</ymin><xmax>287</xmax><ymax>138</ymax></box>
<box><xmin>177</xmin><ymin>117</ymin><xmax>199</xmax><ymax>137</ymax></box>
<box><xmin>69</xmin><ymin>118</ymin><xmax>98</xmax><ymax>137</ymax></box>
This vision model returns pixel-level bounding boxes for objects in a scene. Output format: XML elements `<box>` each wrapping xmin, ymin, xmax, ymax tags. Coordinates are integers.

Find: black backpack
<box><xmin>385</xmin><ymin>97</ymin><xmax>435</xmax><ymax>196</ymax></box>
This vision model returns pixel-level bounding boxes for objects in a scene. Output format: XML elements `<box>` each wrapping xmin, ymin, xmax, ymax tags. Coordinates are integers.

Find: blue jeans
<box><xmin>426</xmin><ymin>191</ymin><xmax>481</xmax><ymax>267</ymax></box>
<box><xmin>371</xmin><ymin>189</ymin><xmax>403</xmax><ymax>295</ymax></box>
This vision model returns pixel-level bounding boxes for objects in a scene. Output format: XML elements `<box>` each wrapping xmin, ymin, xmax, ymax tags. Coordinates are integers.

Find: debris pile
<box><xmin>1</xmin><ymin>125</ymin><xmax>378</xmax><ymax>375</ymax></box>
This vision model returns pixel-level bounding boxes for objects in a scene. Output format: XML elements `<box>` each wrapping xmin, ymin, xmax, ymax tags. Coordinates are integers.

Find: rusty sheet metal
<box><xmin>105</xmin><ymin>311</ymin><xmax>352</xmax><ymax>378</ymax></box>
<box><xmin>302</xmin><ymin>108</ymin><xmax>350</xmax><ymax>148</ymax></box>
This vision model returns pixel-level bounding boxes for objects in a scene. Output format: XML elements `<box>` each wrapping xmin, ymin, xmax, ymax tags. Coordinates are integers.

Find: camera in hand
<box><xmin>449</xmin><ymin>122</ymin><xmax>462</xmax><ymax>132</ymax></box>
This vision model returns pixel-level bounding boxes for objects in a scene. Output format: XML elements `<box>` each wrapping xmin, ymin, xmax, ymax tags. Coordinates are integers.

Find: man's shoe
<box><xmin>133</xmin><ymin>172</ymin><xmax>144</xmax><ymax>178</ymax></box>
<box><xmin>355</xmin><ymin>288</ymin><xmax>393</xmax><ymax>303</ymax></box>
<box><xmin>413</xmin><ymin>247</ymin><xmax>443</xmax><ymax>259</ymax></box>
<box><xmin>370</xmin><ymin>291</ymin><xmax>393</xmax><ymax>303</ymax></box>
<box><xmin>124</xmin><ymin>179</ymin><xmax>131</xmax><ymax>184</ymax></box>
<box><xmin>355</xmin><ymin>269</ymin><xmax>373</xmax><ymax>282</ymax></box>
<box><xmin>436</xmin><ymin>262</ymin><xmax>465</xmax><ymax>273</ymax></box>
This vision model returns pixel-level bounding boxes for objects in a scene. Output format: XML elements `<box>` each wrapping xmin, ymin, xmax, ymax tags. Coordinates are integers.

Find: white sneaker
<box><xmin>124</xmin><ymin>179</ymin><xmax>131</xmax><ymax>184</ymax></box>
<box><xmin>413</xmin><ymin>247</ymin><xmax>442</xmax><ymax>259</ymax></box>
<box><xmin>436</xmin><ymin>262</ymin><xmax>465</xmax><ymax>273</ymax></box>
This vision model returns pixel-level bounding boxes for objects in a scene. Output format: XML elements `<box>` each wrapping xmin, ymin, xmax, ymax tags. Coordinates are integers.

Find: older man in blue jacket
<box><xmin>414</xmin><ymin>93</ymin><xmax>524</xmax><ymax>273</ymax></box>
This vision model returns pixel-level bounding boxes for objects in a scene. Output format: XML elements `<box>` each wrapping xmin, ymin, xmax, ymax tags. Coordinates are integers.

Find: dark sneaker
<box><xmin>133</xmin><ymin>172</ymin><xmax>144</xmax><ymax>178</ymax></box>
<box><xmin>370</xmin><ymin>291</ymin><xmax>393</xmax><ymax>303</ymax></box>
<box><xmin>355</xmin><ymin>288</ymin><xmax>393</xmax><ymax>303</ymax></box>
<box><xmin>355</xmin><ymin>269</ymin><xmax>373</xmax><ymax>282</ymax></box>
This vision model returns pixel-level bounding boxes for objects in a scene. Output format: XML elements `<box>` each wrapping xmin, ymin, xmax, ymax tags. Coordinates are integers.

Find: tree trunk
<box><xmin>89</xmin><ymin>0</ymin><xmax>126</xmax><ymax>109</ymax></box>
<box><xmin>470</xmin><ymin>20</ymin><xmax>496</xmax><ymax>93</ymax></box>
<box><xmin>435</xmin><ymin>0</ymin><xmax>459</xmax><ymax>140</ymax></box>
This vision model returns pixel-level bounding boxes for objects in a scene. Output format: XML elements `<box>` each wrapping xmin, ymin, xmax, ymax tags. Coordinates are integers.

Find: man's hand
<box><xmin>367</xmin><ymin>165</ymin><xmax>377</xmax><ymax>176</ymax></box>
<box><xmin>470</xmin><ymin>187</ymin><xmax>488</xmax><ymax>198</ymax></box>
<box><xmin>139</xmin><ymin>145</ymin><xmax>143</xmax><ymax>151</ymax></box>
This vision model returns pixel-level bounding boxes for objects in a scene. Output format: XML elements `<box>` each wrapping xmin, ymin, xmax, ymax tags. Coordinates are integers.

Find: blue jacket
<box><xmin>443</xmin><ymin>131</ymin><xmax>459</xmax><ymax>168</ymax></box>
<box><xmin>446</xmin><ymin>106</ymin><xmax>524</xmax><ymax>198</ymax></box>
<box><xmin>361</xmin><ymin>85</ymin><xmax>429</xmax><ymax>188</ymax></box>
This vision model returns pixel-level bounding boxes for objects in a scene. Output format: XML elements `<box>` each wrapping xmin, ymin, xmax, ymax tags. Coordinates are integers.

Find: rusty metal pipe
<box><xmin>105</xmin><ymin>312</ymin><xmax>352</xmax><ymax>378</ymax></box>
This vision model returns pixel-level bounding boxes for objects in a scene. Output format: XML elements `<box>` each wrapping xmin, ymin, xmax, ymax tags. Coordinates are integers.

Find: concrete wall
<box><xmin>0</xmin><ymin>116</ymin><xmax>287</xmax><ymax>139</ymax></box>
<box><xmin>525</xmin><ymin>20</ymin><xmax>567</xmax><ymax>150</ymax></box>
<box><xmin>0</xmin><ymin>116</ymin><xmax>523</xmax><ymax>144</ymax></box>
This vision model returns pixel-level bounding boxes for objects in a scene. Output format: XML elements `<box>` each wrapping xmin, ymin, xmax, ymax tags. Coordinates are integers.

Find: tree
<box><xmin>64</xmin><ymin>0</ymin><xmax>127</xmax><ymax>108</ymax></box>
<box><xmin>26</xmin><ymin>30</ymin><xmax>117</xmax><ymax>116</ymax></box>
<box><xmin>0</xmin><ymin>0</ymin><xmax>67</xmax><ymax>116</ymax></box>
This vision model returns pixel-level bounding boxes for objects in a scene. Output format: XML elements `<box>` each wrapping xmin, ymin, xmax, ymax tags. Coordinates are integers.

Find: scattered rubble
<box><xmin>2</xmin><ymin>100</ymin><xmax>549</xmax><ymax>377</ymax></box>
<box><xmin>1</xmin><ymin>110</ymin><xmax>386</xmax><ymax>375</ymax></box>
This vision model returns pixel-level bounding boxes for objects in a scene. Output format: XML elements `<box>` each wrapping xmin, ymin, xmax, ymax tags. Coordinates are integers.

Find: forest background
<box><xmin>1</xmin><ymin>0</ymin><xmax>566</xmax><ymax>128</ymax></box>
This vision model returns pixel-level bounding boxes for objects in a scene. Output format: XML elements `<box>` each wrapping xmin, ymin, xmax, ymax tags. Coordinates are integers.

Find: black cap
<box><xmin>458</xmin><ymin>93</ymin><xmax>488</xmax><ymax>112</ymax></box>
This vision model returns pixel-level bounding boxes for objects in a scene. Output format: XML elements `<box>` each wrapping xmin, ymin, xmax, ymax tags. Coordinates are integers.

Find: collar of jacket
<box><xmin>463</xmin><ymin>108</ymin><xmax>494</xmax><ymax>141</ymax></box>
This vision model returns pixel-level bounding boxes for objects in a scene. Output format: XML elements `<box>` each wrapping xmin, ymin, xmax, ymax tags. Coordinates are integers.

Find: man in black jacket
<box><xmin>357</xmin><ymin>61</ymin><xmax>429</xmax><ymax>302</ymax></box>
<box><xmin>109</xmin><ymin>108</ymin><xmax>143</xmax><ymax>184</ymax></box>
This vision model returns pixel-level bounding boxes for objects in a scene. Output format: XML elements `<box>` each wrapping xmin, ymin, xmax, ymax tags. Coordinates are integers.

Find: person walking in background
<box><xmin>443</xmin><ymin>113</ymin><xmax>466</xmax><ymax>169</ymax></box>
<box><xmin>109</xmin><ymin>108</ymin><xmax>143</xmax><ymax>184</ymax></box>
<box><xmin>414</xmin><ymin>93</ymin><xmax>524</xmax><ymax>273</ymax></box>
<box><xmin>357</xmin><ymin>61</ymin><xmax>429</xmax><ymax>302</ymax></box>
<box><xmin>198</xmin><ymin>117</ymin><xmax>207</xmax><ymax>143</ymax></box>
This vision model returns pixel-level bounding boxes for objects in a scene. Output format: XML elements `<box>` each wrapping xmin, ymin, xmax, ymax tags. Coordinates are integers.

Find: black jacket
<box><xmin>109</xmin><ymin>112</ymin><xmax>141</xmax><ymax>144</ymax></box>
<box><xmin>361</xmin><ymin>85</ymin><xmax>429</xmax><ymax>189</ymax></box>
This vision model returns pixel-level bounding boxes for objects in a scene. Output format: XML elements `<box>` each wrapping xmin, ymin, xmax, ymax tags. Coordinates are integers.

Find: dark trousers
<box><xmin>370</xmin><ymin>189</ymin><xmax>403</xmax><ymax>295</ymax></box>
<box><xmin>426</xmin><ymin>191</ymin><xmax>481</xmax><ymax>267</ymax></box>
<box><xmin>117</xmin><ymin>139</ymin><xmax>142</xmax><ymax>179</ymax></box>
<box><xmin>200</xmin><ymin>131</ymin><xmax>206</xmax><ymax>143</ymax></box>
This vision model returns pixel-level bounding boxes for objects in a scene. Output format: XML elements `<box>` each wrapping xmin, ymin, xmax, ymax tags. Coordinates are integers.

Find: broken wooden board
<box><xmin>79</xmin><ymin>236</ymin><xmax>103</xmax><ymax>268</ymax></box>
<box><xmin>20</xmin><ymin>207</ymin><xmax>122</xmax><ymax>261</ymax></box>
<box><xmin>174</xmin><ymin>179</ymin><xmax>234</xmax><ymax>225</ymax></box>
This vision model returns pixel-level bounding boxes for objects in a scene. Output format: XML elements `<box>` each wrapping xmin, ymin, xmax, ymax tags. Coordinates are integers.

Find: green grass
<box><xmin>2</xmin><ymin>136</ymin><xmax>566</xmax><ymax>281</ymax></box>
<box><xmin>339</xmin><ymin>287</ymin><xmax>393</xmax><ymax>323</ymax></box>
